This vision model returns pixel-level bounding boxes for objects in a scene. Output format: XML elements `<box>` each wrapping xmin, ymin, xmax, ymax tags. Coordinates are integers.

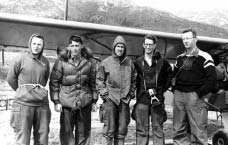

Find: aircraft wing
<box><xmin>0</xmin><ymin>13</ymin><xmax>228</xmax><ymax>62</ymax></box>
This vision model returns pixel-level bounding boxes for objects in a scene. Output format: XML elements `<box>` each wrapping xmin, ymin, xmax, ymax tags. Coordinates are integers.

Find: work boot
<box><xmin>114</xmin><ymin>138</ymin><xmax>124</xmax><ymax>145</ymax></box>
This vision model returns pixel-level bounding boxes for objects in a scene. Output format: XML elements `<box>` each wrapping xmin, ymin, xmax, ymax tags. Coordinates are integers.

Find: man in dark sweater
<box><xmin>134</xmin><ymin>34</ymin><xmax>172</xmax><ymax>145</ymax></box>
<box><xmin>172</xmin><ymin>29</ymin><xmax>217</xmax><ymax>145</ymax></box>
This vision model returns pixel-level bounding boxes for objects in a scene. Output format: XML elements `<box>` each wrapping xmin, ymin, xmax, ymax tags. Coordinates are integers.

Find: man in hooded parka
<box><xmin>96</xmin><ymin>35</ymin><xmax>137</xmax><ymax>145</ymax></box>
<box><xmin>7</xmin><ymin>33</ymin><xmax>51</xmax><ymax>145</ymax></box>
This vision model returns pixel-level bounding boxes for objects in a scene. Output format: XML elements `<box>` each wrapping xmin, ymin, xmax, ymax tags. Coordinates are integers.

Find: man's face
<box><xmin>68</xmin><ymin>41</ymin><xmax>82</xmax><ymax>56</ymax></box>
<box><xmin>115</xmin><ymin>43</ymin><xmax>125</xmax><ymax>57</ymax></box>
<box><xmin>143</xmin><ymin>38</ymin><xmax>156</xmax><ymax>54</ymax></box>
<box><xmin>30</xmin><ymin>37</ymin><xmax>44</xmax><ymax>55</ymax></box>
<box><xmin>182</xmin><ymin>32</ymin><xmax>197</xmax><ymax>49</ymax></box>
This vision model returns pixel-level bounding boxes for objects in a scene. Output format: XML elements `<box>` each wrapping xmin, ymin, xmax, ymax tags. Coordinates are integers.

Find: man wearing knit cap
<box><xmin>7</xmin><ymin>33</ymin><xmax>51</xmax><ymax>145</ymax></box>
<box><xmin>97</xmin><ymin>35</ymin><xmax>137</xmax><ymax>145</ymax></box>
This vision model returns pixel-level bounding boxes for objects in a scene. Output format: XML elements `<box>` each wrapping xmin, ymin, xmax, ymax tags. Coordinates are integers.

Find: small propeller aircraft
<box><xmin>0</xmin><ymin>13</ymin><xmax>228</xmax><ymax>145</ymax></box>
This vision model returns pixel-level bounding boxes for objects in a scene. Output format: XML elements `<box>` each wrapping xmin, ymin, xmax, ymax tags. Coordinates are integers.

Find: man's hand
<box><xmin>54</xmin><ymin>104</ymin><xmax>62</xmax><ymax>112</ymax></box>
<box><xmin>217</xmin><ymin>89</ymin><xmax>225</xmax><ymax>94</ymax></box>
<box><xmin>92</xmin><ymin>103</ymin><xmax>97</xmax><ymax>112</ymax></box>
<box><xmin>148</xmin><ymin>89</ymin><xmax>155</xmax><ymax>96</ymax></box>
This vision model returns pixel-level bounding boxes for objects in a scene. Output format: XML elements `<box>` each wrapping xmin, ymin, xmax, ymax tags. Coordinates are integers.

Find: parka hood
<box><xmin>28</xmin><ymin>33</ymin><xmax>44</xmax><ymax>59</ymax></box>
<box><xmin>112</xmin><ymin>35</ymin><xmax>127</xmax><ymax>59</ymax></box>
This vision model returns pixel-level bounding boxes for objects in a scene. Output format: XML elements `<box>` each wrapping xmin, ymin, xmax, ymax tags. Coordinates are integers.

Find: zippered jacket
<box><xmin>49</xmin><ymin>56</ymin><xmax>97</xmax><ymax>109</ymax></box>
<box><xmin>134</xmin><ymin>54</ymin><xmax>172</xmax><ymax>105</ymax></box>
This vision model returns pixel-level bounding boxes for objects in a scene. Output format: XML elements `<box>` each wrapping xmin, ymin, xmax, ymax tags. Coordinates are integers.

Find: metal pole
<box><xmin>2</xmin><ymin>47</ymin><xmax>5</xmax><ymax>66</ymax></box>
<box><xmin>64</xmin><ymin>0</ymin><xmax>69</xmax><ymax>21</ymax></box>
<box><xmin>6</xmin><ymin>99</ymin><xmax>9</xmax><ymax>110</ymax></box>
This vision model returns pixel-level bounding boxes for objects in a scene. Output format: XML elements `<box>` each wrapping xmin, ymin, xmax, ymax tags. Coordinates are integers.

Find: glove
<box><xmin>54</xmin><ymin>104</ymin><xmax>62</xmax><ymax>112</ymax></box>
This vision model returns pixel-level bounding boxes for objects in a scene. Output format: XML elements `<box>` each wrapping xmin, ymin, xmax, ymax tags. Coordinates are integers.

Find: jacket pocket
<box><xmin>16</xmin><ymin>86</ymin><xmax>48</xmax><ymax>103</ymax></box>
<box><xmin>10</xmin><ymin>103</ymin><xmax>21</xmax><ymax>132</ymax></box>
<box><xmin>30</xmin><ymin>87</ymin><xmax>48</xmax><ymax>100</ymax></box>
<box><xmin>59</xmin><ymin>86</ymin><xmax>92</xmax><ymax>109</ymax></box>
<box><xmin>59</xmin><ymin>86</ymin><xmax>77</xmax><ymax>108</ymax></box>
<box><xmin>78</xmin><ymin>91</ymin><xmax>93</xmax><ymax>109</ymax></box>
<box><xmin>62</xmin><ymin>85</ymin><xmax>76</xmax><ymax>94</ymax></box>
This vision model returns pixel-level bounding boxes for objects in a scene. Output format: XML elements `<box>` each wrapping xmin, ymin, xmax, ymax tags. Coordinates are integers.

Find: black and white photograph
<box><xmin>0</xmin><ymin>0</ymin><xmax>228</xmax><ymax>145</ymax></box>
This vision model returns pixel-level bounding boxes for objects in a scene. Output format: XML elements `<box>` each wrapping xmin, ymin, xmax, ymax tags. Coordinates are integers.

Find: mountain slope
<box><xmin>0</xmin><ymin>0</ymin><xmax>64</xmax><ymax>18</ymax></box>
<box><xmin>0</xmin><ymin>0</ymin><xmax>228</xmax><ymax>38</ymax></box>
<box><xmin>175</xmin><ymin>9</ymin><xmax>228</xmax><ymax>30</ymax></box>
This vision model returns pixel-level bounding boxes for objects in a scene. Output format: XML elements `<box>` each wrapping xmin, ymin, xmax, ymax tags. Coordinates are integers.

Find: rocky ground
<box><xmin>0</xmin><ymin>89</ymin><xmax>222</xmax><ymax>145</ymax></box>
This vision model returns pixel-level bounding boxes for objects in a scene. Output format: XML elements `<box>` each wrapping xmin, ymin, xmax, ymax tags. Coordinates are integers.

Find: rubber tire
<box><xmin>212</xmin><ymin>129</ymin><xmax>228</xmax><ymax>145</ymax></box>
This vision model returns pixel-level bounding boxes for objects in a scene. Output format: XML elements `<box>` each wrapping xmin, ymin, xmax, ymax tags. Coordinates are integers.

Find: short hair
<box><xmin>34</xmin><ymin>34</ymin><xmax>44</xmax><ymax>41</ymax></box>
<box><xmin>144</xmin><ymin>34</ymin><xmax>157</xmax><ymax>44</ymax></box>
<box><xmin>56</xmin><ymin>44</ymin><xmax>66</xmax><ymax>55</ymax></box>
<box><xmin>69</xmin><ymin>35</ymin><xmax>83</xmax><ymax>44</ymax></box>
<box><xmin>182</xmin><ymin>29</ymin><xmax>197</xmax><ymax>38</ymax></box>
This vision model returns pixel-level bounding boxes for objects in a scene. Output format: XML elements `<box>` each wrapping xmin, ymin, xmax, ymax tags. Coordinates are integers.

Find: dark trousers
<box><xmin>60</xmin><ymin>105</ymin><xmax>91</xmax><ymax>145</ymax></box>
<box><xmin>102</xmin><ymin>99</ymin><xmax>130</xmax><ymax>145</ymax></box>
<box><xmin>10</xmin><ymin>102</ymin><xmax>51</xmax><ymax>145</ymax></box>
<box><xmin>135</xmin><ymin>103</ymin><xmax>165</xmax><ymax>145</ymax></box>
<box><xmin>173</xmin><ymin>90</ymin><xmax>208</xmax><ymax>145</ymax></box>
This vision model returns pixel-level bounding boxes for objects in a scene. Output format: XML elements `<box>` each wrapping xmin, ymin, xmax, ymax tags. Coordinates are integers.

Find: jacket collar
<box><xmin>184</xmin><ymin>47</ymin><xmax>199</xmax><ymax>57</ymax></box>
<box><xmin>68</xmin><ymin>56</ymin><xmax>88</xmax><ymax>68</ymax></box>
<box><xmin>112</xmin><ymin>55</ymin><xmax>127</xmax><ymax>64</ymax></box>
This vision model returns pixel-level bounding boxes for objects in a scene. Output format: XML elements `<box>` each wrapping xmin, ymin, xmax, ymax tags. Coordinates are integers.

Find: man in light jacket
<box><xmin>7</xmin><ymin>33</ymin><xmax>51</xmax><ymax>145</ymax></box>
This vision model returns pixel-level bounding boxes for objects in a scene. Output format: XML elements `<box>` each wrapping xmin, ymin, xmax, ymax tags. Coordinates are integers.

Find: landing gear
<box><xmin>212</xmin><ymin>112</ymin><xmax>228</xmax><ymax>145</ymax></box>
<box><xmin>212</xmin><ymin>129</ymin><xmax>228</xmax><ymax>145</ymax></box>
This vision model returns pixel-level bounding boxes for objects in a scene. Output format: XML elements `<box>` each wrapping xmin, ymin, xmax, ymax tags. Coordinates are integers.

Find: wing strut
<box><xmin>87</xmin><ymin>37</ymin><xmax>112</xmax><ymax>51</ymax></box>
<box><xmin>163</xmin><ymin>38</ymin><xmax>168</xmax><ymax>58</ymax></box>
<box><xmin>1</xmin><ymin>46</ymin><xmax>5</xmax><ymax>66</ymax></box>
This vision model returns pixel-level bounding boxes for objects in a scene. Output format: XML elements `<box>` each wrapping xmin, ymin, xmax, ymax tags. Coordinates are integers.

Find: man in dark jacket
<box><xmin>172</xmin><ymin>29</ymin><xmax>217</xmax><ymax>145</ymax></box>
<box><xmin>7</xmin><ymin>33</ymin><xmax>51</xmax><ymax>145</ymax></box>
<box><xmin>134</xmin><ymin>34</ymin><xmax>172</xmax><ymax>145</ymax></box>
<box><xmin>96</xmin><ymin>35</ymin><xmax>137</xmax><ymax>145</ymax></box>
<box><xmin>49</xmin><ymin>35</ymin><xmax>97</xmax><ymax>145</ymax></box>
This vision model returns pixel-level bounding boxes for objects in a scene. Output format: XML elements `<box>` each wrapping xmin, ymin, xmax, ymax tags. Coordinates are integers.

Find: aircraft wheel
<box><xmin>212</xmin><ymin>130</ymin><xmax>228</xmax><ymax>145</ymax></box>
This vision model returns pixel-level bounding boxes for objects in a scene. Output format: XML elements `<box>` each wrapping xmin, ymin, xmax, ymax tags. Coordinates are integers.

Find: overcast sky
<box><xmin>132</xmin><ymin>0</ymin><xmax>228</xmax><ymax>13</ymax></box>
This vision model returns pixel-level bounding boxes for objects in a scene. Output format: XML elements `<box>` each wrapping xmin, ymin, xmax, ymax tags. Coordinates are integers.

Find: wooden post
<box><xmin>1</xmin><ymin>48</ymin><xmax>4</xmax><ymax>66</ymax></box>
<box><xmin>6</xmin><ymin>99</ymin><xmax>9</xmax><ymax>110</ymax></box>
<box><xmin>64</xmin><ymin>0</ymin><xmax>69</xmax><ymax>21</ymax></box>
